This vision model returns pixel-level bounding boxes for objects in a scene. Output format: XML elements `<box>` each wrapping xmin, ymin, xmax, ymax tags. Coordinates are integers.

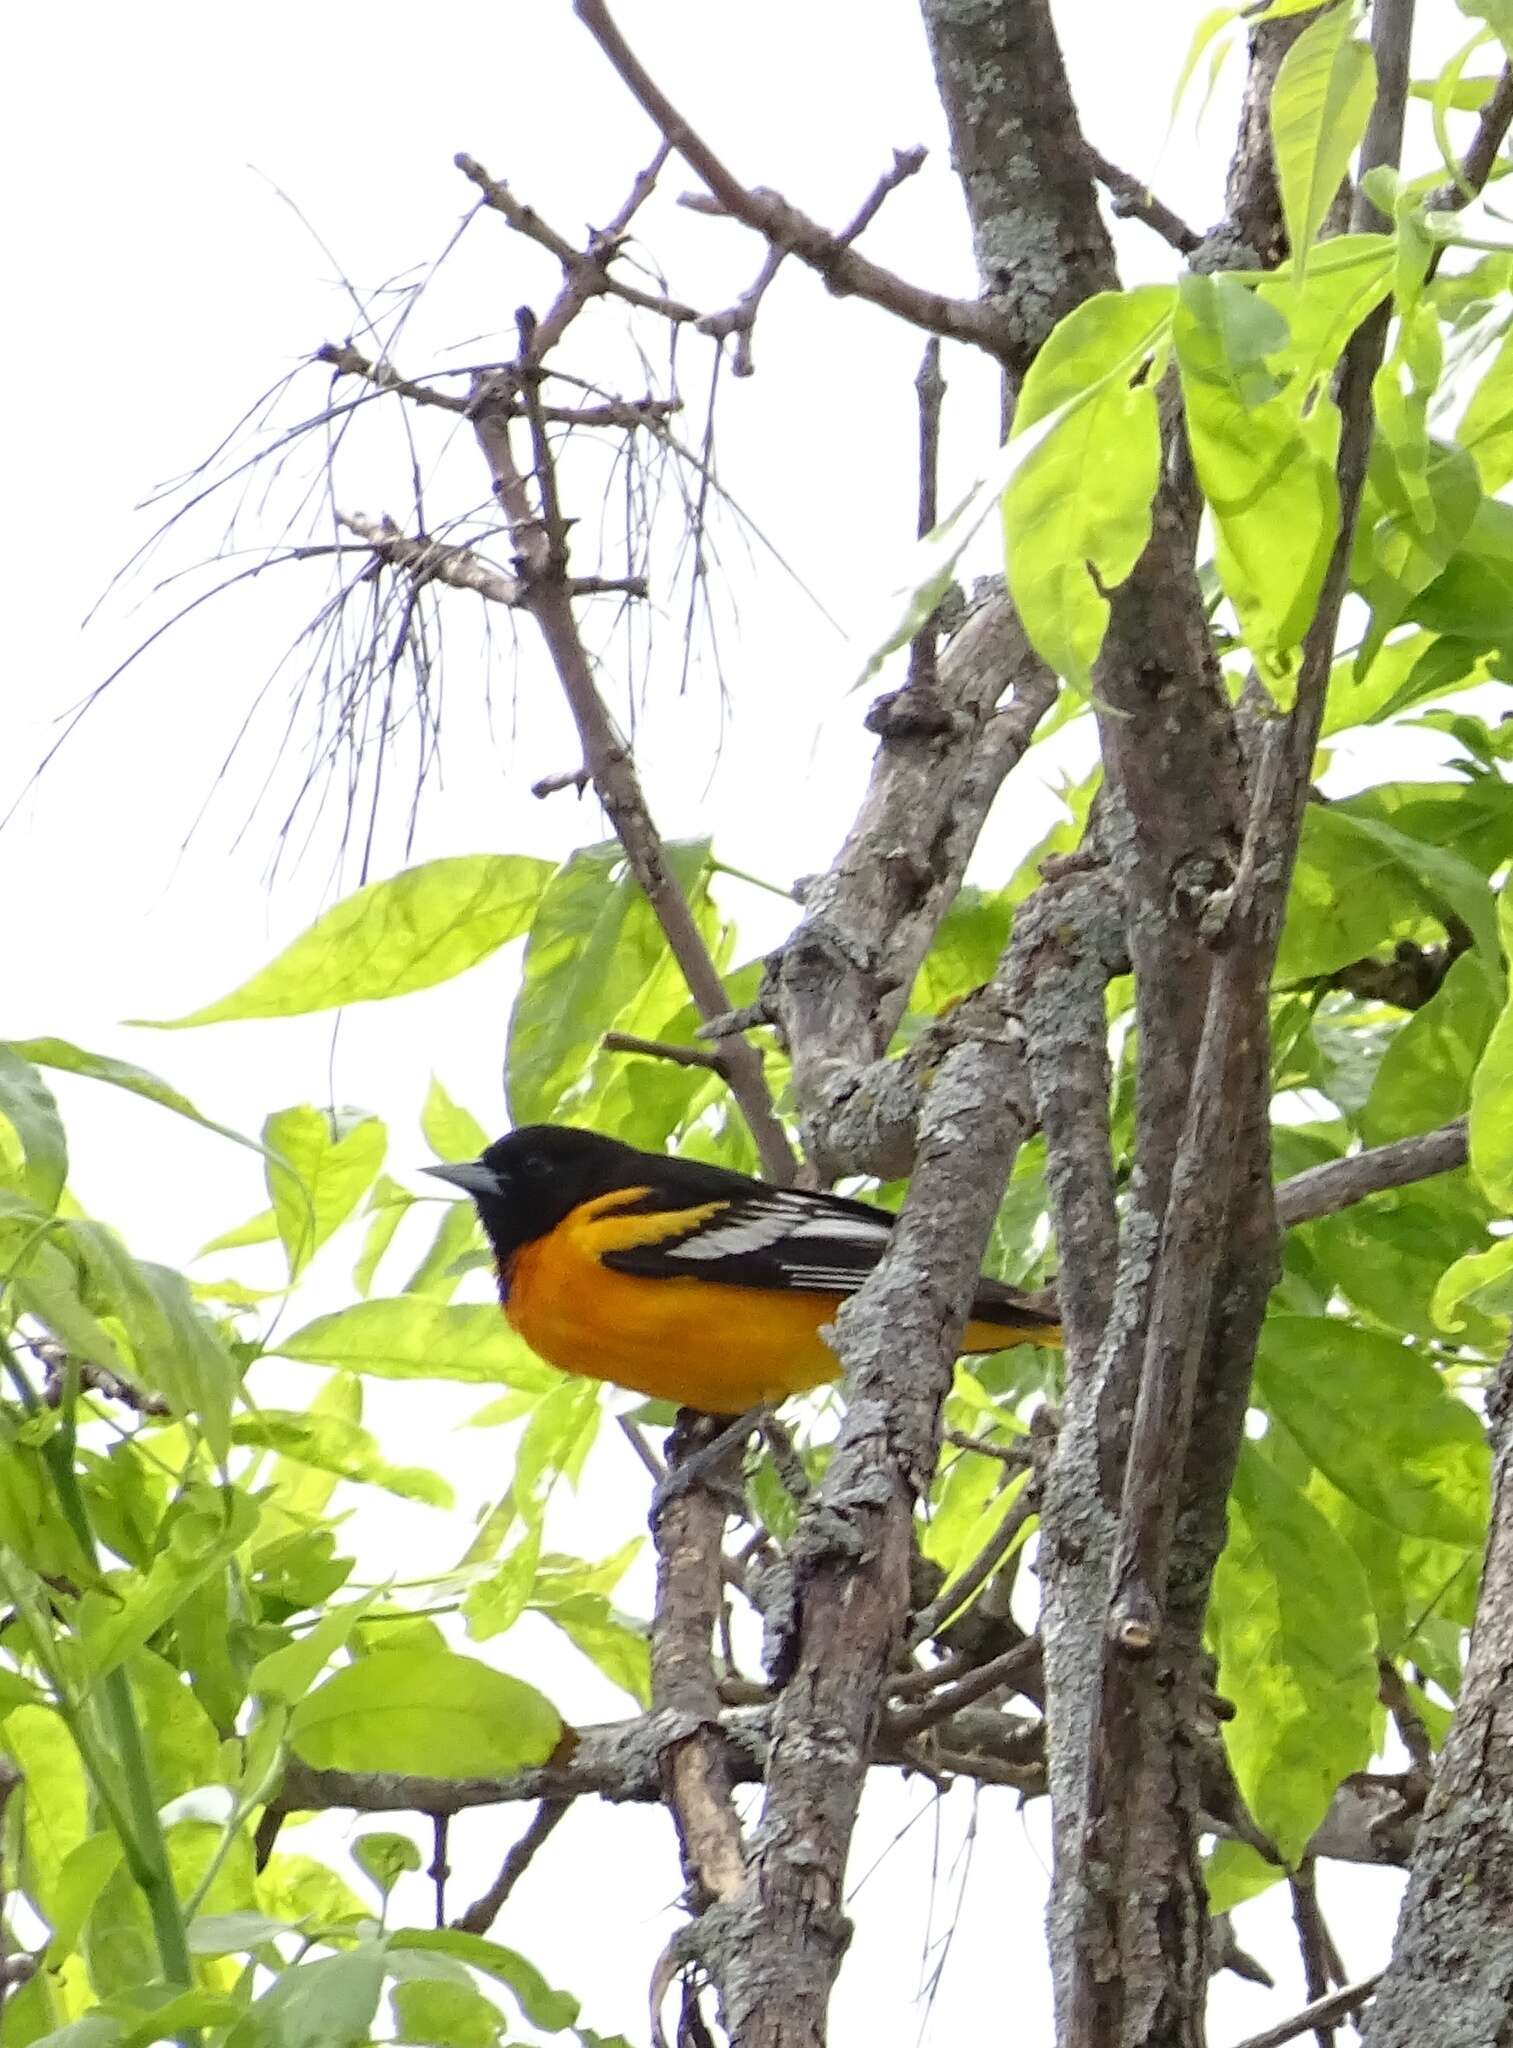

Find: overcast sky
<box><xmin>3</xmin><ymin>3</ymin><xmax>1467</xmax><ymax>2038</ymax></box>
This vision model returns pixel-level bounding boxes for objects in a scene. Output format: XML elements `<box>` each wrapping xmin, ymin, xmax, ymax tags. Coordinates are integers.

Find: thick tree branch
<box><xmin>691</xmin><ymin>1039</ymin><xmax>1036</xmax><ymax>2048</ymax></box>
<box><xmin>763</xmin><ymin>586</ymin><xmax>1056</xmax><ymax>1177</ymax></box>
<box><xmin>1365</xmin><ymin>1333</ymin><xmax>1513</xmax><ymax>2045</ymax></box>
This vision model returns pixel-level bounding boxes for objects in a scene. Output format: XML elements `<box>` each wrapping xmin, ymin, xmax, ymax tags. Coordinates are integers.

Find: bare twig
<box><xmin>1084</xmin><ymin>147</ymin><xmax>1201</xmax><ymax>253</ymax></box>
<box><xmin>452</xmin><ymin>1799</ymin><xmax>570</xmax><ymax>1936</ymax></box>
<box><xmin>694</xmin><ymin>144</ymin><xmax>926</xmax><ymax>375</ymax></box>
<box><xmin>907</xmin><ymin>1478</ymin><xmax>1035</xmax><ymax>1649</ymax></box>
<box><xmin>886</xmin><ymin>1638</ymin><xmax>1040</xmax><ymax>1737</ymax></box>
<box><xmin>907</xmin><ymin>340</ymin><xmax>945</xmax><ymax>692</ymax></box>
<box><xmin>1274</xmin><ymin>1120</ymin><xmax>1468</xmax><ymax>1229</ymax></box>
<box><xmin>468</xmin><ymin>372</ymin><xmax>796</xmax><ymax>1182</ymax></box>
<box><xmin>602</xmin><ymin>1030</ymin><xmax>727</xmax><ymax>1073</ymax></box>
<box><xmin>1227</xmin><ymin>1976</ymin><xmax>1382</xmax><ymax>2048</ymax></box>
<box><xmin>1288</xmin><ymin>1858</ymin><xmax>1345</xmax><ymax>2048</ymax></box>
<box><xmin>337</xmin><ymin>511</ymin><xmax>649</xmax><ymax>608</ymax></box>
<box><xmin>455</xmin><ymin>147</ymin><xmax>701</xmax><ymax>351</ymax></box>
<box><xmin>573</xmin><ymin>0</ymin><xmax>1010</xmax><ymax>357</ymax></box>
<box><xmin>1428</xmin><ymin>61</ymin><xmax>1513</xmax><ymax>210</ymax></box>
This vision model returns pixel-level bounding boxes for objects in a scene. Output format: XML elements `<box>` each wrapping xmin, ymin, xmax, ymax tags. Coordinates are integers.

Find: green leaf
<box><xmin>354</xmin><ymin>1829</ymin><xmax>423</xmax><ymax>1897</ymax></box>
<box><xmin>1458</xmin><ymin>316</ymin><xmax>1513</xmax><ymax>489</ymax></box>
<box><xmin>353</xmin><ymin>1175</ymin><xmax>414</xmax><ymax>1296</ymax></box>
<box><xmin>289</xmin><ymin>1647</ymin><xmax>561</xmax><ymax>1775</ymax></box>
<box><xmin>1270</xmin><ymin>6</ymin><xmax>1377</xmax><ymax>278</ymax></box>
<box><xmin>1361</xmin><ymin>951</ymin><xmax>1501</xmax><ymax>1144</ymax></box>
<box><xmin>139</xmin><ymin>854</ymin><xmax>551</xmax><ymax>1027</ymax></box>
<box><xmin>1434</xmin><ymin>1231</ymin><xmax>1513</xmax><ymax>1330</ymax></box>
<box><xmin>388</xmin><ymin>1929</ymin><xmax>580</xmax><ymax>2033</ymax></box>
<box><xmin>232</xmin><ymin>1410</ymin><xmax>453</xmax><ymax>1506</ymax></box>
<box><xmin>0</xmin><ymin>1051</ymin><xmax>66</xmax><ymax>1212</ymax></box>
<box><xmin>229</xmin><ymin>1942</ymin><xmax>387</xmax><ymax>2048</ymax></box>
<box><xmin>1323</xmin><ymin>630</ymin><xmax>1495</xmax><ymax>737</ymax></box>
<box><xmin>1257</xmin><ymin>1316</ymin><xmax>1490</xmax><ymax>1547</ymax></box>
<box><xmin>1211</xmin><ymin>1443</ymin><xmax>1377</xmax><ymax>1866</ymax></box>
<box><xmin>59</xmin><ymin>1228</ymin><xmax>240</xmax><ymax>1459</ymax></box>
<box><xmin>7</xmin><ymin>1037</ymin><xmax>268</xmax><ymax>1160</ymax></box>
<box><xmin>197</xmin><ymin>1207</ymin><xmax>281</xmax><ymax>1257</ymax></box>
<box><xmin>390</xmin><ymin>1978</ymin><xmax>507</xmax><ymax>2048</ymax></box>
<box><xmin>1307</xmin><ymin>1186</ymin><xmax>1502</xmax><ymax>1348</ymax></box>
<box><xmin>1175</xmin><ymin>274</ymin><xmax>1339</xmax><ymax>701</ymax></box>
<box><xmin>274</xmin><ymin>1299</ymin><xmax>563</xmax><ymax>1389</ymax></box>
<box><xmin>422</xmin><ymin>1077</ymin><xmax>491</xmax><ymax>1161</ymax></box>
<box><xmin>263</xmin><ymin>1107</ymin><xmax>387</xmax><ymax>1281</ymax></box>
<box><xmin>1277</xmin><ymin>808</ymin><xmax>1432</xmax><ymax>980</ymax></box>
<box><xmin>535</xmin><ymin>1592</ymin><xmax>651</xmax><ymax>1707</ymax></box>
<box><xmin>507</xmin><ymin>839</ymin><xmax>713</xmax><ymax>1126</ymax></box>
<box><xmin>1470</xmin><ymin>880</ymin><xmax>1513</xmax><ymax>1205</ymax></box>
<box><xmin>186</xmin><ymin>1909</ymin><xmax>296</xmax><ymax>1956</ymax></box>
<box><xmin>1001</xmin><ymin>285</ymin><xmax>1171</xmax><ymax>688</ymax></box>
<box><xmin>250</xmin><ymin>1589</ymin><xmax>384</xmax><ymax>1706</ymax></box>
<box><xmin>82</xmin><ymin>1491</ymin><xmax>260</xmax><ymax>1680</ymax></box>
<box><xmin>1204</xmin><ymin>1839</ymin><xmax>1284</xmax><ymax>1915</ymax></box>
<box><xmin>403</xmin><ymin>1199</ymin><xmax>481</xmax><ymax>1304</ymax></box>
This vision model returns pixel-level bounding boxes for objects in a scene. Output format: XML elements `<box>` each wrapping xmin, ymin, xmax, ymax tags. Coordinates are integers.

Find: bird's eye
<box><xmin>517</xmin><ymin>1151</ymin><xmax>550</xmax><ymax>1177</ymax></box>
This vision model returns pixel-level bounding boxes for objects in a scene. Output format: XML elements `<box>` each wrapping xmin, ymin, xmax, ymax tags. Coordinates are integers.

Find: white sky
<box><xmin>6</xmin><ymin>2</ymin><xmax>1481</xmax><ymax>2040</ymax></box>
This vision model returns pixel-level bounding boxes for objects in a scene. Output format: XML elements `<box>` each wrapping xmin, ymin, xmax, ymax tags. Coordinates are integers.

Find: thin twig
<box><xmin>886</xmin><ymin>1639</ymin><xmax>1041</xmax><ymax>1737</ymax></box>
<box><xmin>1428</xmin><ymin>61</ymin><xmax>1513</xmax><ymax>210</ymax></box>
<box><xmin>468</xmin><ymin>372</ymin><xmax>796</xmax><ymax>1182</ymax></box>
<box><xmin>452</xmin><ymin>1800</ymin><xmax>570</xmax><ymax>1935</ymax></box>
<box><xmin>907</xmin><ymin>1477</ymin><xmax>1035</xmax><ymax>1649</ymax></box>
<box><xmin>572</xmin><ymin>0</ymin><xmax>1009</xmax><ymax>357</ymax></box>
<box><xmin>941</xmin><ymin>1429</ymin><xmax>1032</xmax><ymax>1469</ymax></box>
<box><xmin>602</xmin><ymin>1030</ymin><xmax>728</xmax><ymax>1073</ymax></box>
<box><xmin>907</xmin><ymin>340</ymin><xmax>945</xmax><ymax>691</ymax></box>
<box><xmin>1288</xmin><ymin>1857</ymin><xmax>1345</xmax><ymax>2048</ymax></box>
<box><xmin>1084</xmin><ymin>147</ymin><xmax>1201</xmax><ymax>253</ymax></box>
<box><xmin>1226</xmin><ymin>1975</ymin><xmax>1382</xmax><ymax>2048</ymax></box>
<box><xmin>1275</xmin><ymin>1120</ymin><xmax>1467</xmax><ymax>1228</ymax></box>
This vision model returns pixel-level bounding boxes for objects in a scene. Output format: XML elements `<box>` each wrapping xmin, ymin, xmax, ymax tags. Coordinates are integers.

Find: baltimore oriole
<box><xmin>426</xmin><ymin>1125</ymin><xmax>1061</xmax><ymax>1415</ymax></box>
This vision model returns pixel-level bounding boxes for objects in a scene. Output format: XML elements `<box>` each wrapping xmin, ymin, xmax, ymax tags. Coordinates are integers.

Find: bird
<box><xmin>425</xmin><ymin>1124</ymin><xmax>1061</xmax><ymax>1415</ymax></box>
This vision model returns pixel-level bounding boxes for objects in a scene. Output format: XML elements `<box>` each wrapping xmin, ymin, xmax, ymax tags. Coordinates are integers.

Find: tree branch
<box><xmin>467</xmin><ymin>371</ymin><xmax>796</xmax><ymax>1182</ymax></box>
<box><xmin>573</xmin><ymin>0</ymin><xmax>1011</xmax><ymax>357</ymax></box>
<box><xmin>1227</xmin><ymin>1976</ymin><xmax>1382</xmax><ymax>2048</ymax></box>
<box><xmin>1274</xmin><ymin>1120</ymin><xmax>1468</xmax><ymax>1228</ymax></box>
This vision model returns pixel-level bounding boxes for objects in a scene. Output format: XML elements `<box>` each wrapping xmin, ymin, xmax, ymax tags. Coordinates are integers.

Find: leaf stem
<box><xmin>1</xmin><ymin>1338</ymin><xmax>199</xmax><ymax>2027</ymax></box>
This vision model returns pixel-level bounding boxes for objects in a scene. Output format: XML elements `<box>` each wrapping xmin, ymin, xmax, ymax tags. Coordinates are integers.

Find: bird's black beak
<box><xmin>422</xmin><ymin>1160</ymin><xmax>501</xmax><ymax>1199</ymax></box>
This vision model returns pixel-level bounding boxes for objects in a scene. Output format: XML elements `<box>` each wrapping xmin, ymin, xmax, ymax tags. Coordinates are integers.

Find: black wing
<box><xmin>600</xmin><ymin>1180</ymin><xmax>896</xmax><ymax>1295</ymax></box>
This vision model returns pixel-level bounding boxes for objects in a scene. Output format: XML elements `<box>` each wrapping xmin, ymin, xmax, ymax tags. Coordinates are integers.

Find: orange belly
<box><xmin>506</xmin><ymin>1227</ymin><xmax>1045</xmax><ymax>1414</ymax></box>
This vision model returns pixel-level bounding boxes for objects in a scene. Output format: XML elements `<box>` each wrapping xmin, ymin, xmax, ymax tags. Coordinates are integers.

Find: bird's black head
<box><xmin>424</xmin><ymin>1124</ymin><xmax>645</xmax><ymax>1263</ymax></box>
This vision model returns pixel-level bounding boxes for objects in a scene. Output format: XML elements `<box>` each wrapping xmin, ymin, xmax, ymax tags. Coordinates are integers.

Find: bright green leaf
<box><xmin>1211</xmin><ymin>1443</ymin><xmax>1377</xmax><ymax>1867</ymax></box>
<box><xmin>139</xmin><ymin>854</ymin><xmax>551</xmax><ymax>1027</ymax></box>
<box><xmin>1257</xmin><ymin>1316</ymin><xmax>1490</xmax><ymax>1546</ymax></box>
<box><xmin>388</xmin><ymin>1928</ymin><xmax>580</xmax><ymax>2033</ymax></box>
<box><xmin>1002</xmin><ymin>286</ymin><xmax>1171</xmax><ymax>688</ymax></box>
<box><xmin>263</xmin><ymin>1106</ymin><xmax>387</xmax><ymax>1281</ymax></box>
<box><xmin>422</xmin><ymin>1077</ymin><xmax>491</xmax><ymax>1162</ymax></box>
<box><xmin>274</xmin><ymin>1299</ymin><xmax>563</xmax><ymax>1389</ymax></box>
<box><xmin>289</xmin><ymin>1648</ymin><xmax>561</xmax><ymax>1776</ymax></box>
<box><xmin>1271</xmin><ymin>7</ymin><xmax>1377</xmax><ymax>278</ymax></box>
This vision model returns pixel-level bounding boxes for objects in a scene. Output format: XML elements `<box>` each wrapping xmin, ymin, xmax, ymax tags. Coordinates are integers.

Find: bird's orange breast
<box><xmin>501</xmin><ymin>1189</ymin><xmax>1050</xmax><ymax>1414</ymax></box>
